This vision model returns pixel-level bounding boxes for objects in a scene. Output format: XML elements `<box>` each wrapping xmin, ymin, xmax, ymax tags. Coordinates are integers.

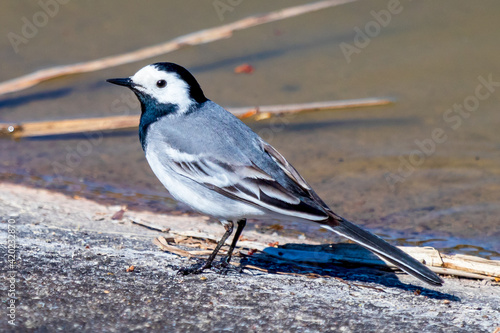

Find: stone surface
<box><xmin>1</xmin><ymin>184</ymin><xmax>499</xmax><ymax>332</ymax></box>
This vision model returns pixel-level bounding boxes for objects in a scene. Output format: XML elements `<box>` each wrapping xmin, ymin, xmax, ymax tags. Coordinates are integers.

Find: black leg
<box><xmin>177</xmin><ymin>221</ymin><xmax>234</xmax><ymax>275</ymax></box>
<box><xmin>226</xmin><ymin>219</ymin><xmax>247</xmax><ymax>264</ymax></box>
<box><xmin>215</xmin><ymin>219</ymin><xmax>247</xmax><ymax>269</ymax></box>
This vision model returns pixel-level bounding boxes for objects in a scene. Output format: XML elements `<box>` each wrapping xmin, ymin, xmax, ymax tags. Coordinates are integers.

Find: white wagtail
<box><xmin>107</xmin><ymin>62</ymin><xmax>443</xmax><ymax>286</ymax></box>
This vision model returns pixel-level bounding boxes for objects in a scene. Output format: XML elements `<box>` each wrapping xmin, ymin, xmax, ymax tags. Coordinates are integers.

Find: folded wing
<box><xmin>167</xmin><ymin>145</ymin><xmax>329</xmax><ymax>222</ymax></box>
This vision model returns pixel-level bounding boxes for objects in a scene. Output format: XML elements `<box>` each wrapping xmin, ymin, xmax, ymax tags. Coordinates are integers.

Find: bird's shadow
<box><xmin>239</xmin><ymin>244</ymin><xmax>460</xmax><ymax>302</ymax></box>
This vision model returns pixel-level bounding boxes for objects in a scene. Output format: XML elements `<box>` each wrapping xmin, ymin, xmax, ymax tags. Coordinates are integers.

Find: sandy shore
<box><xmin>1</xmin><ymin>183</ymin><xmax>499</xmax><ymax>332</ymax></box>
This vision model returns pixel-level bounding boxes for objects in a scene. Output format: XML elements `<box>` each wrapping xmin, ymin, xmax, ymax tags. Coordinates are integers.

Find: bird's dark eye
<box><xmin>156</xmin><ymin>80</ymin><xmax>167</xmax><ymax>88</ymax></box>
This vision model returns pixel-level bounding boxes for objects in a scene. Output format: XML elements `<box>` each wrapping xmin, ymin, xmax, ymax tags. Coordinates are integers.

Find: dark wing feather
<box><xmin>169</xmin><ymin>152</ymin><xmax>329</xmax><ymax>221</ymax></box>
<box><xmin>259</xmin><ymin>140</ymin><xmax>336</xmax><ymax>216</ymax></box>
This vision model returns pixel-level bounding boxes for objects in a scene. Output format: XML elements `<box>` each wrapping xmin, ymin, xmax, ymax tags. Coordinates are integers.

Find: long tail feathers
<box><xmin>323</xmin><ymin>216</ymin><xmax>443</xmax><ymax>286</ymax></box>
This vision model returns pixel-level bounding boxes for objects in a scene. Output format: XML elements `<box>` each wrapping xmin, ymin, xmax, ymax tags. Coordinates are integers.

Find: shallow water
<box><xmin>1</xmin><ymin>1</ymin><xmax>499</xmax><ymax>258</ymax></box>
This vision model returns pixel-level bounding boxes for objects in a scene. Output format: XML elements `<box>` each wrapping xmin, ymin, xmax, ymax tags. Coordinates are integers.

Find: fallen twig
<box><xmin>229</xmin><ymin>98</ymin><xmax>393</xmax><ymax>118</ymax></box>
<box><xmin>153</xmin><ymin>236</ymin><xmax>214</xmax><ymax>257</ymax></box>
<box><xmin>0</xmin><ymin>98</ymin><xmax>392</xmax><ymax>139</ymax></box>
<box><xmin>132</xmin><ymin>219</ymin><xmax>170</xmax><ymax>233</ymax></box>
<box><xmin>168</xmin><ymin>230</ymin><xmax>267</xmax><ymax>251</ymax></box>
<box><xmin>0</xmin><ymin>115</ymin><xmax>139</xmax><ymax>140</ymax></box>
<box><xmin>0</xmin><ymin>0</ymin><xmax>356</xmax><ymax>96</ymax></box>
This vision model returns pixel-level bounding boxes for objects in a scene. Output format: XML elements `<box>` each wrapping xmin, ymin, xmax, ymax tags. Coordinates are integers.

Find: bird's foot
<box><xmin>177</xmin><ymin>257</ymin><xmax>240</xmax><ymax>275</ymax></box>
<box><xmin>176</xmin><ymin>260</ymin><xmax>210</xmax><ymax>275</ymax></box>
<box><xmin>211</xmin><ymin>257</ymin><xmax>241</xmax><ymax>275</ymax></box>
<box><xmin>210</xmin><ymin>257</ymin><xmax>229</xmax><ymax>274</ymax></box>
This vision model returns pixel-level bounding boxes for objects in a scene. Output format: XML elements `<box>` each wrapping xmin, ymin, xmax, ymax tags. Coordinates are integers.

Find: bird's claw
<box><xmin>176</xmin><ymin>257</ymin><xmax>238</xmax><ymax>276</ymax></box>
<box><xmin>212</xmin><ymin>258</ymin><xmax>242</xmax><ymax>275</ymax></box>
<box><xmin>176</xmin><ymin>260</ymin><xmax>208</xmax><ymax>275</ymax></box>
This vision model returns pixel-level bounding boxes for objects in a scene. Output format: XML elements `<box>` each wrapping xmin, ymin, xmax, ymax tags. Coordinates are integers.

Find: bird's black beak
<box><xmin>106</xmin><ymin>77</ymin><xmax>134</xmax><ymax>88</ymax></box>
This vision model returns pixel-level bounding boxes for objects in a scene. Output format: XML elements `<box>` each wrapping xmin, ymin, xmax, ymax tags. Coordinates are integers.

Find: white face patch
<box><xmin>130</xmin><ymin>65</ymin><xmax>195</xmax><ymax>113</ymax></box>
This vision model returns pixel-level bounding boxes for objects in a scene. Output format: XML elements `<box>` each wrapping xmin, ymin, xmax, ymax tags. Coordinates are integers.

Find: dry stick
<box><xmin>228</xmin><ymin>98</ymin><xmax>392</xmax><ymax>117</ymax></box>
<box><xmin>167</xmin><ymin>230</ymin><xmax>267</xmax><ymax>251</ymax></box>
<box><xmin>153</xmin><ymin>237</ymin><xmax>214</xmax><ymax>257</ymax></box>
<box><xmin>0</xmin><ymin>98</ymin><xmax>393</xmax><ymax>139</ymax></box>
<box><xmin>131</xmin><ymin>219</ymin><xmax>170</xmax><ymax>233</ymax></box>
<box><xmin>0</xmin><ymin>0</ymin><xmax>356</xmax><ymax>96</ymax></box>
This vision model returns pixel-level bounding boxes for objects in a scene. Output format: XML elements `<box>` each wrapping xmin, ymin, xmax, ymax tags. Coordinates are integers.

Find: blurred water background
<box><xmin>1</xmin><ymin>0</ymin><xmax>499</xmax><ymax>258</ymax></box>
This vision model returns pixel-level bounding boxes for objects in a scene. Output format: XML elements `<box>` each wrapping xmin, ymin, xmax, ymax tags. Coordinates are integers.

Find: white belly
<box><xmin>145</xmin><ymin>149</ymin><xmax>265</xmax><ymax>220</ymax></box>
